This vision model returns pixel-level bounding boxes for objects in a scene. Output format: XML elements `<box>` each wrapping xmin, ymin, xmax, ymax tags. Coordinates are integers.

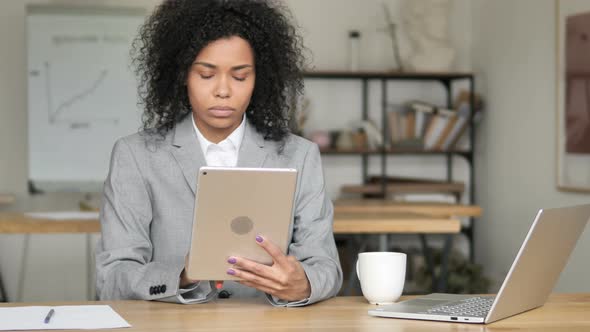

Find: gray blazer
<box><xmin>95</xmin><ymin>115</ymin><xmax>342</xmax><ymax>305</ymax></box>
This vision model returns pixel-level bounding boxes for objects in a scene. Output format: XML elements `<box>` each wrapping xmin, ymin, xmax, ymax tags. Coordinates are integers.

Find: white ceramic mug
<box><xmin>356</xmin><ymin>252</ymin><xmax>406</xmax><ymax>305</ymax></box>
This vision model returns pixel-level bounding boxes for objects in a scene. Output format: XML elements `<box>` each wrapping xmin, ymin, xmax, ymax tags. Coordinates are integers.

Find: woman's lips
<box><xmin>208</xmin><ymin>106</ymin><xmax>235</xmax><ymax>117</ymax></box>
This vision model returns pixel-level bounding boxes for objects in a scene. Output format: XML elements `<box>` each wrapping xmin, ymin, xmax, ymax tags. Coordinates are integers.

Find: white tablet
<box><xmin>186</xmin><ymin>167</ymin><xmax>298</xmax><ymax>281</ymax></box>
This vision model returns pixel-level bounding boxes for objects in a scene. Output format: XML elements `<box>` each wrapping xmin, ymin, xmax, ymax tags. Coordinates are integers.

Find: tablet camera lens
<box><xmin>231</xmin><ymin>216</ymin><xmax>254</xmax><ymax>235</ymax></box>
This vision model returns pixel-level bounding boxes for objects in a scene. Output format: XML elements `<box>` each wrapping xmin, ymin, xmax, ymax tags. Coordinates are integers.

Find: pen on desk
<box><xmin>44</xmin><ymin>308</ymin><xmax>55</xmax><ymax>324</ymax></box>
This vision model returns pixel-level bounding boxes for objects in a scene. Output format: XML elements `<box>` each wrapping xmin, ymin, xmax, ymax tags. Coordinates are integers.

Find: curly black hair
<box><xmin>131</xmin><ymin>0</ymin><xmax>307</xmax><ymax>142</ymax></box>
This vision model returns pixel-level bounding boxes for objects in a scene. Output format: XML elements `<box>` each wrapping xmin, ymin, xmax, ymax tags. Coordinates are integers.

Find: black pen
<box><xmin>44</xmin><ymin>308</ymin><xmax>55</xmax><ymax>324</ymax></box>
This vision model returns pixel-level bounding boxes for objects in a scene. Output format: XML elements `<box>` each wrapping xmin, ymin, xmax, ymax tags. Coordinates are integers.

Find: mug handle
<box><xmin>356</xmin><ymin>259</ymin><xmax>361</xmax><ymax>281</ymax></box>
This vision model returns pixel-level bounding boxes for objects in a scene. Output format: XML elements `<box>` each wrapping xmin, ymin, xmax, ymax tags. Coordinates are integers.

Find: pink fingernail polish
<box><xmin>227</xmin><ymin>268</ymin><xmax>236</xmax><ymax>275</ymax></box>
<box><xmin>227</xmin><ymin>257</ymin><xmax>236</xmax><ymax>264</ymax></box>
<box><xmin>255</xmin><ymin>235</ymin><xmax>263</xmax><ymax>243</ymax></box>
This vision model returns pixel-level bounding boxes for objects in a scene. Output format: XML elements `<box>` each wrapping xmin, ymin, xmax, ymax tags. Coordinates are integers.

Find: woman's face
<box><xmin>187</xmin><ymin>36</ymin><xmax>256</xmax><ymax>143</ymax></box>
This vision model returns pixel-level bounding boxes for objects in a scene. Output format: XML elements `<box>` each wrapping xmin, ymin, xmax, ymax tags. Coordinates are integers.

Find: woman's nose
<box><xmin>214</xmin><ymin>76</ymin><xmax>231</xmax><ymax>98</ymax></box>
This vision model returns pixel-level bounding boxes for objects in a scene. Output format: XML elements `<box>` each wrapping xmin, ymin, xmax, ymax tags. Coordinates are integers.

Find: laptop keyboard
<box><xmin>426</xmin><ymin>296</ymin><xmax>495</xmax><ymax>317</ymax></box>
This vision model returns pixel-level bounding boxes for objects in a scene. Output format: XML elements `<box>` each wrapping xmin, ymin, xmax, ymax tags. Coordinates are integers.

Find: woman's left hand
<box><xmin>227</xmin><ymin>235</ymin><xmax>311</xmax><ymax>302</ymax></box>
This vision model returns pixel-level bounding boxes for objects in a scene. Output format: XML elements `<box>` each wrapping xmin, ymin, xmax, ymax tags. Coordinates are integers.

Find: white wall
<box><xmin>471</xmin><ymin>0</ymin><xmax>590</xmax><ymax>292</ymax></box>
<box><xmin>0</xmin><ymin>0</ymin><xmax>474</xmax><ymax>301</ymax></box>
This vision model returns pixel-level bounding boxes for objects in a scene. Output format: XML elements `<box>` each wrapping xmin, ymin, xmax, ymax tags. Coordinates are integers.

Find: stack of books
<box><xmin>387</xmin><ymin>92</ymin><xmax>482</xmax><ymax>151</ymax></box>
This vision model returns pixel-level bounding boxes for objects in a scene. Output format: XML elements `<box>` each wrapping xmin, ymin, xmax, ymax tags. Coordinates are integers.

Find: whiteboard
<box><xmin>27</xmin><ymin>5</ymin><xmax>146</xmax><ymax>192</ymax></box>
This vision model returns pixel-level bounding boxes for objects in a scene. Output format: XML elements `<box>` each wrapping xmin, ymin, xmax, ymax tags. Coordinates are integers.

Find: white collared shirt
<box><xmin>192</xmin><ymin>115</ymin><xmax>246</xmax><ymax>167</ymax></box>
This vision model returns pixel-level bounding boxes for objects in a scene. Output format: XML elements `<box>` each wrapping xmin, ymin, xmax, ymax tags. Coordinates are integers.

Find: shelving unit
<box><xmin>303</xmin><ymin>70</ymin><xmax>477</xmax><ymax>261</ymax></box>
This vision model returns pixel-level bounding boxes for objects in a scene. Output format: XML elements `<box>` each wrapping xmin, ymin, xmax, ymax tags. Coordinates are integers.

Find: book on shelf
<box><xmin>422</xmin><ymin>107</ymin><xmax>456</xmax><ymax>150</ymax></box>
<box><xmin>359</xmin><ymin>119</ymin><xmax>383</xmax><ymax>149</ymax></box>
<box><xmin>405</xmin><ymin>109</ymin><xmax>416</xmax><ymax>140</ymax></box>
<box><xmin>433</xmin><ymin>112</ymin><xmax>460</xmax><ymax>150</ymax></box>
<box><xmin>442</xmin><ymin>90</ymin><xmax>484</xmax><ymax>151</ymax></box>
<box><xmin>414</xmin><ymin>106</ymin><xmax>434</xmax><ymax>139</ymax></box>
<box><xmin>387</xmin><ymin>104</ymin><xmax>412</xmax><ymax>145</ymax></box>
<box><xmin>387</xmin><ymin>104</ymin><xmax>427</xmax><ymax>149</ymax></box>
<box><xmin>387</xmin><ymin>106</ymin><xmax>401</xmax><ymax>144</ymax></box>
<box><xmin>440</xmin><ymin>102</ymin><xmax>471</xmax><ymax>151</ymax></box>
<box><xmin>408</xmin><ymin>101</ymin><xmax>437</xmax><ymax>140</ymax></box>
<box><xmin>382</xmin><ymin>93</ymin><xmax>483</xmax><ymax>152</ymax></box>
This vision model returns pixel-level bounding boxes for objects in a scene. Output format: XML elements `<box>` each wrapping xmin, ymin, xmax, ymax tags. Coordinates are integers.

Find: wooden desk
<box><xmin>0</xmin><ymin>212</ymin><xmax>100</xmax><ymax>302</ymax></box>
<box><xmin>1</xmin><ymin>294</ymin><xmax>588</xmax><ymax>331</ymax></box>
<box><xmin>0</xmin><ymin>201</ymin><xmax>477</xmax><ymax>235</ymax></box>
<box><xmin>333</xmin><ymin>212</ymin><xmax>461</xmax><ymax>234</ymax></box>
<box><xmin>333</xmin><ymin>200</ymin><xmax>471</xmax><ymax>242</ymax></box>
<box><xmin>0</xmin><ymin>212</ymin><xmax>100</xmax><ymax>233</ymax></box>
<box><xmin>0</xmin><ymin>206</ymin><xmax>467</xmax><ymax>301</ymax></box>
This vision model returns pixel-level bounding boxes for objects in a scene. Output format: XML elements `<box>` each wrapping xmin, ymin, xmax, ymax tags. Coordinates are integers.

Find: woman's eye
<box><xmin>200</xmin><ymin>74</ymin><xmax>214</xmax><ymax>79</ymax></box>
<box><xmin>233</xmin><ymin>76</ymin><xmax>246</xmax><ymax>82</ymax></box>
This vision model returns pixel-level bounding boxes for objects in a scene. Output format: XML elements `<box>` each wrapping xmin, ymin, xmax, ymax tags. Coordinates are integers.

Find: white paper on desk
<box><xmin>0</xmin><ymin>305</ymin><xmax>131</xmax><ymax>330</ymax></box>
<box><xmin>25</xmin><ymin>211</ymin><xmax>99</xmax><ymax>220</ymax></box>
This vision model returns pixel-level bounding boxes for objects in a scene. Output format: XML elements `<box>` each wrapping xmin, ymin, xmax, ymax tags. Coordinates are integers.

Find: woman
<box><xmin>95</xmin><ymin>0</ymin><xmax>342</xmax><ymax>306</ymax></box>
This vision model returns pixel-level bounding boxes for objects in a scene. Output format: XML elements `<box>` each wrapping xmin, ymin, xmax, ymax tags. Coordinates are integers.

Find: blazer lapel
<box><xmin>170</xmin><ymin>115</ymin><xmax>206</xmax><ymax>194</ymax></box>
<box><xmin>237</xmin><ymin>121</ymin><xmax>268</xmax><ymax>168</ymax></box>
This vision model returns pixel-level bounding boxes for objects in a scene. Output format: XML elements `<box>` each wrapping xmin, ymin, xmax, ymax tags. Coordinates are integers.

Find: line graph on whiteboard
<box><xmin>26</xmin><ymin>6</ymin><xmax>147</xmax><ymax>190</ymax></box>
<box><xmin>29</xmin><ymin>61</ymin><xmax>120</xmax><ymax>128</ymax></box>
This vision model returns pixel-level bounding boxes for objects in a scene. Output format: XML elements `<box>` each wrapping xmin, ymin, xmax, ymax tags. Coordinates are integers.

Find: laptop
<box><xmin>186</xmin><ymin>167</ymin><xmax>298</xmax><ymax>281</ymax></box>
<box><xmin>369</xmin><ymin>204</ymin><xmax>590</xmax><ymax>324</ymax></box>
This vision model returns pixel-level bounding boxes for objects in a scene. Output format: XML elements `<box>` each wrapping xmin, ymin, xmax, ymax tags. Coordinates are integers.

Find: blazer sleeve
<box><xmin>95</xmin><ymin>138</ymin><xmax>215</xmax><ymax>303</ymax></box>
<box><xmin>268</xmin><ymin>143</ymin><xmax>343</xmax><ymax>306</ymax></box>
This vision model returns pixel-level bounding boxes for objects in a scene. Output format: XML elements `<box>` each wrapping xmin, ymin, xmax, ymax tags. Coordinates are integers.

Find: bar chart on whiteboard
<box><xmin>26</xmin><ymin>6</ymin><xmax>145</xmax><ymax>191</ymax></box>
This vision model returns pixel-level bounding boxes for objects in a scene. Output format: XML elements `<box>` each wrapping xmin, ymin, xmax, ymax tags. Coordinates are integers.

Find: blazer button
<box><xmin>161</xmin><ymin>285</ymin><xmax>167</xmax><ymax>293</ymax></box>
<box><xmin>218</xmin><ymin>290</ymin><xmax>231</xmax><ymax>299</ymax></box>
<box><xmin>149</xmin><ymin>286</ymin><xmax>154</xmax><ymax>295</ymax></box>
